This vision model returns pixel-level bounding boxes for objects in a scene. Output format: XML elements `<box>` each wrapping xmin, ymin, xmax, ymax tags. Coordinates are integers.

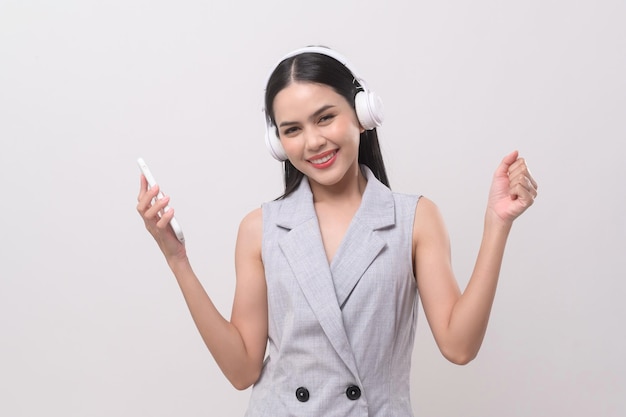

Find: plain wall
<box><xmin>1</xmin><ymin>1</ymin><xmax>624</xmax><ymax>416</ymax></box>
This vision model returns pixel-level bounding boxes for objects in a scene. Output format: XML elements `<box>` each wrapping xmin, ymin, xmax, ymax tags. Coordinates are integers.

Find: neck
<box><xmin>309</xmin><ymin>164</ymin><xmax>367</xmax><ymax>205</ymax></box>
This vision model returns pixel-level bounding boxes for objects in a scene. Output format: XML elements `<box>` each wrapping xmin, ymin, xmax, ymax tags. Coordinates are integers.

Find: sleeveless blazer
<box><xmin>245</xmin><ymin>166</ymin><xmax>421</xmax><ymax>417</ymax></box>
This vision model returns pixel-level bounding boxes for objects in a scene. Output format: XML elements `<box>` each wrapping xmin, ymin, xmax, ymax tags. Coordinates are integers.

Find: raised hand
<box><xmin>136</xmin><ymin>174</ymin><xmax>187</xmax><ymax>261</ymax></box>
<box><xmin>487</xmin><ymin>150</ymin><xmax>538</xmax><ymax>224</ymax></box>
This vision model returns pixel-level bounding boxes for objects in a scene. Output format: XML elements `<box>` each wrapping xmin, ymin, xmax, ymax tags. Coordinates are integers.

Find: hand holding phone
<box><xmin>137</xmin><ymin>157</ymin><xmax>185</xmax><ymax>243</ymax></box>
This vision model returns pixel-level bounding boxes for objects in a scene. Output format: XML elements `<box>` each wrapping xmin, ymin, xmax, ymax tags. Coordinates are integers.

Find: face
<box><xmin>272</xmin><ymin>81</ymin><xmax>364</xmax><ymax>190</ymax></box>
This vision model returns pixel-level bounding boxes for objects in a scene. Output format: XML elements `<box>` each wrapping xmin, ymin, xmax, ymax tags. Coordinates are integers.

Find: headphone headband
<box><xmin>267</xmin><ymin>46</ymin><xmax>370</xmax><ymax>91</ymax></box>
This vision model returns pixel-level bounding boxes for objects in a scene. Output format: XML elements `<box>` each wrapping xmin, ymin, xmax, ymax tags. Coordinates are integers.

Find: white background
<box><xmin>1</xmin><ymin>1</ymin><xmax>624</xmax><ymax>416</ymax></box>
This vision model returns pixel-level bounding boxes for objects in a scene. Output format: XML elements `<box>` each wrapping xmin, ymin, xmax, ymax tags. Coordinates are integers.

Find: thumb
<box><xmin>496</xmin><ymin>150</ymin><xmax>519</xmax><ymax>176</ymax></box>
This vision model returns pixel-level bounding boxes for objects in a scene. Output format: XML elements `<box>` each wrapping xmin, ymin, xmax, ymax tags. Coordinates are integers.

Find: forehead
<box><xmin>272</xmin><ymin>82</ymin><xmax>349</xmax><ymax>122</ymax></box>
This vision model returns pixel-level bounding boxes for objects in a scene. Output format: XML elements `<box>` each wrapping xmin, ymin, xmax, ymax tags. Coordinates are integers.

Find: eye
<box><xmin>281</xmin><ymin>126</ymin><xmax>300</xmax><ymax>137</ymax></box>
<box><xmin>318</xmin><ymin>114</ymin><xmax>336</xmax><ymax>124</ymax></box>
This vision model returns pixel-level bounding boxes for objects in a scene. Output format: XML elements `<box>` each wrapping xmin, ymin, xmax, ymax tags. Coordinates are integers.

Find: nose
<box><xmin>303</xmin><ymin>126</ymin><xmax>326</xmax><ymax>151</ymax></box>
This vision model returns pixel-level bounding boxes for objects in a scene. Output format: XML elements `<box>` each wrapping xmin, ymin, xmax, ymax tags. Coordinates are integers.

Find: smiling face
<box><xmin>272</xmin><ymin>81</ymin><xmax>364</xmax><ymax>191</ymax></box>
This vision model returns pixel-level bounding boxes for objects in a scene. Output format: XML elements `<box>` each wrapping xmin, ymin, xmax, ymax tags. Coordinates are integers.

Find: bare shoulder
<box><xmin>239</xmin><ymin>207</ymin><xmax>263</xmax><ymax>234</ymax></box>
<box><xmin>413</xmin><ymin>196</ymin><xmax>450</xmax><ymax>249</ymax></box>
<box><xmin>236</xmin><ymin>207</ymin><xmax>263</xmax><ymax>254</ymax></box>
<box><xmin>415</xmin><ymin>196</ymin><xmax>439</xmax><ymax>216</ymax></box>
<box><xmin>414</xmin><ymin>196</ymin><xmax>446</xmax><ymax>231</ymax></box>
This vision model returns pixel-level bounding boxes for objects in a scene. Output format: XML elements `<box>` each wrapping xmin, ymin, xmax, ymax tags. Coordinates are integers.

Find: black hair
<box><xmin>264</xmin><ymin>51</ymin><xmax>390</xmax><ymax>199</ymax></box>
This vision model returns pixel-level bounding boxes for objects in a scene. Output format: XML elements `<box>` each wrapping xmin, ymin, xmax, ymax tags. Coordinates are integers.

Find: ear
<box><xmin>355</xmin><ymin>109</ymin><xmax>365</xmax><ymax>133</ymax></box>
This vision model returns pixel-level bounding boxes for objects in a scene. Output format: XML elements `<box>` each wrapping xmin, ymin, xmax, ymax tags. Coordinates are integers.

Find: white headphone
<box><xmin>262</xmin><ymin>46</ymin><xmax>385</xmax><ymax>161</ymax></box>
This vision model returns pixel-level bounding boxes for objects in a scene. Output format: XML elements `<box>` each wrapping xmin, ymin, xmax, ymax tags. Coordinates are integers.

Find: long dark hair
<box><xmin>264</xmin><ymin>51</ymin><xmax>390</xmax><ymax>199</ymax></box>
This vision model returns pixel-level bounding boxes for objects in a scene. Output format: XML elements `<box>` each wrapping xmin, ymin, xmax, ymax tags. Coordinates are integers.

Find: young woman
<box><xmin>137</xmin><ymin>46</ymin><xmax>538</xmax><ymax>416</ymax></box>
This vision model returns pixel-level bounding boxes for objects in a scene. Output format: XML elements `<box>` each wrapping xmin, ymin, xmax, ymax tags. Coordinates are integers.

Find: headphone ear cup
<box><xmin>354</xmin><ymin>90</ymin><xmax>385</xmax><ymax>130</ymax></box>
<box><xmin>265</xmin><ymin>122</ymin><xmax>288</xmax><ymax>161</ymax></box>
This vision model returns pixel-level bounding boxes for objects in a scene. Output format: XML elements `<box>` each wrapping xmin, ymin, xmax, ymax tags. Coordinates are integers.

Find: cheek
<box><xmin>327</xmin><ymin>118</ymin><xmax>360</xmax><ymax>143</ymax></box>
<box><xmin>344</xmin><ymin>125</ymin><xmax>363</xmax><ymax>148</ymax></box>
<box><xmin>280</xmin><ymin>137</ymin><xmax>300</xmax><ymax>156</ymax></box>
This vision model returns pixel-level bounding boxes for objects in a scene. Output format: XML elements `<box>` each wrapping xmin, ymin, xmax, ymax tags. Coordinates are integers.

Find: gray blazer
<box><xmin>246</xmin><ymin>166</ymin><xmax>421</xmax><ymax>417</ymax></box>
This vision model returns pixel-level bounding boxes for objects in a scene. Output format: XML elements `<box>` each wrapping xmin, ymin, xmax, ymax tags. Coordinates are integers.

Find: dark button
<box><xmin>346</xmin><ymin>385</ymin><xmax>361</xmax><ymax>400</ymax></box>
<box><xmin>295</xmin><ymin>387</ymin><xmax>310</xmax><ymax>402</ymax></box>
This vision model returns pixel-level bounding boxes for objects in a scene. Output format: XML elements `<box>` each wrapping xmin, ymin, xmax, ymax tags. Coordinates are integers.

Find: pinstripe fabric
<box><xmin>245</xmin><ymin>166</ymin><xmax>421</xmax><ymax>417</ymax></box>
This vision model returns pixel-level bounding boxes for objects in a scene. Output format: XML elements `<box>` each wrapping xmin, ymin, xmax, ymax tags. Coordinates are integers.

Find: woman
<box><xmin>137</xmin><ymin>46</ymin><xmax>538</xmax><ymax>416</ymax></box>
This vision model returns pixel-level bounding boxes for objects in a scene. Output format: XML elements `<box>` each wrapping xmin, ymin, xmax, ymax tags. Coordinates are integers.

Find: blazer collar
<box><xmin>275</xmin><ymin>165</ymin><xmax>395</xmax><ymax>231</ymax></box>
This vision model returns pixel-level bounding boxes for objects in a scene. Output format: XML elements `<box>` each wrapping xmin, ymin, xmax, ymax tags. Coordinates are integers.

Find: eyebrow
<box><xmin>278</xmin><ymin>104</ymin><xmax>336</xmax><ymax>128</ymax></box>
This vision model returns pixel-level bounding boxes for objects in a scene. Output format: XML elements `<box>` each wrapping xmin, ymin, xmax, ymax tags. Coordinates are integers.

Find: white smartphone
<box><xmin>137</xmin><ymin>157</ymin><xmax>185</xmax><ymax>243</ymax></box>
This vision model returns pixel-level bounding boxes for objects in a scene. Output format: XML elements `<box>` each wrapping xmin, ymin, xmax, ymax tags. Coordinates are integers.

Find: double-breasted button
<box><xmin>346</xmin><ymin>385</ymin><xmax>361</xmax><ymax>400</ymax></box>
<box><xmin>295</xmin><ymin>387</ymin><xmax>310</xmax><ymax>402</ymax></box>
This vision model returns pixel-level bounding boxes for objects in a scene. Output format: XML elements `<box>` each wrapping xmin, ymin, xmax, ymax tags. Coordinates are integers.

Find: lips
<box><xmin>308</xmin><ymin>150</ymin><xmax>337</xmax><ymax>168</ymax></box>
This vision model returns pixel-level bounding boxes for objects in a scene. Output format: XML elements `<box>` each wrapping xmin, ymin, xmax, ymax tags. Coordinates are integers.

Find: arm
<box><xmin>414</xmin><ymin>151</ymin><xmax>537</xmax><ymax>365</ymax></box>
<box><xmin>136</xmin><ymin>176</ymin><xmax>268</xmax><ymax>389</ymax></box>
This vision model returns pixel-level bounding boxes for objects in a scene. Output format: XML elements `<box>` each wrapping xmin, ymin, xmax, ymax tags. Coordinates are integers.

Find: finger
<box><xmin>144</xmin><ymin>195</ymin><xmax>171</xmax><ymax>221</ymax></box>
<box><xmin>510</xmin><ymin>182</ymin><xmax>537</xmax><ymax>207</ymax></box>
<box><xmin>139</xmin><ymin>190</ymin><xmax>167</xmax><ymax>222</ymax></box>
<box><xmin>496</xmin><ymin>150</ymin><xmax>519</xmax><ymax>176</ymax></box>
<box><xmin>509</xmin><ymin>174</ymin><xmax>538</xmax><ymax>201</ymax></box>
<box><xmin>156</xmin><ymin>207</ymin><xmax>176</xmax><ymax>231</ymax></box>
<box><xmin>511</xmin><ymin>175</ymin><xmax>537</xmax><ymax>195</ymax></box>
<box><xmin>137</xmin><ymin>174</ymin><xmax>149</xmax><ymax>201</ymax></box>
<box><xmin>507</xmin><ymin>156</ymin><xmax>529</xmax><ymax>176</ymax></box>
<box><xmin>137</xmin><ymin>184</ymin><xmax>161</xmax><ymax>213</ymax></box>
<box><xmin>508</xmin><ymin>160</ymin><xmax>538</xmax><ymax>191</ymax></box>
<box><xmin>526</xmin><ymin>169</ymin><xmax>538</xmax><ymax>190</ymax></box>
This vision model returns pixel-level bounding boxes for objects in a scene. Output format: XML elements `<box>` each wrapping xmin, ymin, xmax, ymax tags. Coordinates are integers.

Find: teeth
<box><xmin>310</xmin><ymin>152</ymin><xmax>335</xmax><ymax>164</ymax></box>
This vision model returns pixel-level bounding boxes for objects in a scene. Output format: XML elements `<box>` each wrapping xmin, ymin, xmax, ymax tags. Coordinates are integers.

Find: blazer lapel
<box><xmin>276</xmin><ymin>177</ymin><xmax>362</xmax><ymax>378</ymax></box>
<box><xmin>330</xmin><ymin>167</ymin><xmax>396</xmax><ymax>308</ymax></box>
